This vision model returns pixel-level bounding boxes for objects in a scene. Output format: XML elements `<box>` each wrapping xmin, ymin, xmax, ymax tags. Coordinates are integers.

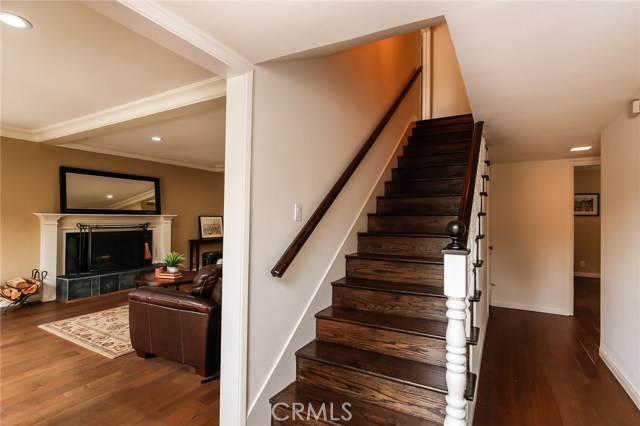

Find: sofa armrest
<box><xmin>129</xmin><ymin>287</ymin><xmax>218</xmax><ymax>314</ymax></box>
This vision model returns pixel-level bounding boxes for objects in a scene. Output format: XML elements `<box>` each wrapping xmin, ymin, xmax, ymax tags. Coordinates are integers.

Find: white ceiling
<box><xmin>0</xmin><ymin>1</ymin><xmax>225</xmax><ymax>171</ymax></box>
<box><xmin>1</xmin><ymin>1</ymin><xmax>638</xmax><ymax>166</ymax></box>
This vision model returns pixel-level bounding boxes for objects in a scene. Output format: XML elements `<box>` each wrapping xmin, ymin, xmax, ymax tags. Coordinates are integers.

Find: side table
<box><xmin>133</xmin><ymin>270</ymin><xmax>197</xmax><ymax>291</ymax></box>
<box><xmin>189</xmin><ymin>238</ymin><xmax>223</xmax><ymax>270</ymax></box>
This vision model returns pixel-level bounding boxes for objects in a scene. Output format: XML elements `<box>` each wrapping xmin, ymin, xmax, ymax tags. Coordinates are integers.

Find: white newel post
<box><xmin>442</xmin><ymin>221</ymin><xmax>470</xmax><ymax>426</ymax></box>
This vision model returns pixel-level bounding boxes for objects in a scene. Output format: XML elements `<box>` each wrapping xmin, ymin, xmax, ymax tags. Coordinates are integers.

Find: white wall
<box><xmin>431</xmin><ymin>22</ymin><xmax>471</xmax><ymax>118</ymax></box>
<box><xmin>600</xmin><ymin>109</ymin><xmax>640</xmax><ymax>408</ymax></box>
<box><xmin>490</xmin><ymin>160</ymin><xmax>574</xmax><ymax>315</ymax></box>
<box><xmin>245</xmin><ymin>33</ymin><xmax>421</xmax><ymax>425</ymax></box>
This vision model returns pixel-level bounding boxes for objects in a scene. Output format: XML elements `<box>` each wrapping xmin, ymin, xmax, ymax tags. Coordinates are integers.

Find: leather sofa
<box><xmin>129</xmin><ymin>265</ymin><xmax>222</xmax><ymax>377</ymax></box>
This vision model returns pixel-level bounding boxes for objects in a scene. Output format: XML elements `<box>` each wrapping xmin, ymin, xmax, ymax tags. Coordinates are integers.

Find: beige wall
<box><xmin>490</xmin><ymin>159</ymin><xmax>573</xmax><ymax>315</ymax></box>
<box><xmin>431</xmin><ymin>22</ymin><xmax>472</xmax><ymax>118</ymax></box>
<box><xmin>246</xmin><ymin>32</ymin><xmax>421</xmax><ymax>424</ymax></box>
<box><xmin>0</xmin><ymin>138</ymin><xmax>223</xmax><ymax>283</ymax></box>
<box><xmin>574</xmin><ymin>168</ymin><xmax>601</xmax><ymax>275</ymax></box>
<box><xmin>601</xmin><ymin>110</ymin><xmax>640</xmax><ymax>406</ymax></box>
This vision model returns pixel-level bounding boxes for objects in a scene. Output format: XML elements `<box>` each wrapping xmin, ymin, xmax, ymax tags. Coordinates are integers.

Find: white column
<box><xmin>220</xmin><ymin>70</ymin><xmax>253</xmax><ymax>426</ymax></box>
<box><xmin>443</xmin><ymin>250</ymin><xmax>469</xmax><ymax>426</ymax></box>
<box><xmin>157</xmin><ymin>215</ymin><xmax>175</xmax><ymax>262</ymax></box>
<box><xmin>33</xmin><ymin>213</ymin><xmax>65</xmax><ymax>302</ymax></box>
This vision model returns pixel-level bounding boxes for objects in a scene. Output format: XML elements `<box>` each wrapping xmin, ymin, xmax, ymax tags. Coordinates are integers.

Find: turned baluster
<box><xmin>442</xmin><ymin>221</ymin><xmax>470</xmax><ymax>426</ymax></box>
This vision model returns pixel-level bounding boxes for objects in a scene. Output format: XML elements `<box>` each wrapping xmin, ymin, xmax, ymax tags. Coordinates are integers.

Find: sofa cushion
<box><xmin>129</xmin><ymin>287</ymin><xmax>216</xmax><ymax>314</ymax></box>
<box><xmin>190</xmin><ymin>265</ymin><xmax>219</xmax><ymax>298</ymax></box>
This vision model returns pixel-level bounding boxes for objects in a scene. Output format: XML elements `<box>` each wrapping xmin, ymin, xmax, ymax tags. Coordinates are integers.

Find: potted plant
<box><xmin>164</xmin><ymin>251</ymin><xmax>185</xmax><ymax>273</ymax></box>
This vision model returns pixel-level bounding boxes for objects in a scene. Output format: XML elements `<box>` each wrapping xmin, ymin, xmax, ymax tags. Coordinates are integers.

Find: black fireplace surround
<box><xmin>65</xmin><ymin>229</ymin><xmax>152</xmax><ymax>275</ymax></box>
<box><xmin>57</xmin><ymin>227</ymin><xmax>156</xmax><ymax>301</ymax></box>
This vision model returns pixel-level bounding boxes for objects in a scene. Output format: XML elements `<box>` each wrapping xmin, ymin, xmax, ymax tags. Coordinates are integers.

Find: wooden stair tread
<box><xmin>415</xmin><ymin>114</ymin><xmax>473</xmax><ymax>127</ymax></box>
<box><xmin>296</xmin><ymin>340</ymin><xmax>476</xmax><ymax>399</ymax></box>
<box><xmin>384</xmin><ymin>176</ymin><xmax>465</xmax><ymax>183</ymax></box>
<box><xmin>401</xmin><ymin>149</ymin><xmax>469</xmax><ymax>156</ymax></box>
<box><xmin>316</xmin><ymin>306</ymin><xmax>447</xmax><ymax>338</ymax></box>
<box><xmin>378</xmin><ymin>194</ymin><xmax>462</xmax><ymax>199</ymax></box>
<box><xmin>346</xmin><ymin>252</ymin><xmax>443</xmax><ymax>264</ymax></box>
<box><xmin>332</xmin><ymin>277</ymin><xmax>445</xmax><ymax>297</ymax></box>
<box><xmin>358</xmin><ymin>231</ymin><xmax>449</xmax><ymax>239</ymax></box>
<box><xmin>317</xmin><ymin>305</ymin><xmax>479</xmax><ymax>346</ymax></box>
<box><xmin>270</xmin><ymin>382</ymin><xmax>441</xmax><ymax>426</ymax></box>
<box><xmin>392</xmin><ymin>162</ymin><xmax>467</xmax><ymax>172</ymax></box>
<box><xmin>407</xmin><ymin>137</ymin><xmax>472</xmax><ymax>146</ymax></box>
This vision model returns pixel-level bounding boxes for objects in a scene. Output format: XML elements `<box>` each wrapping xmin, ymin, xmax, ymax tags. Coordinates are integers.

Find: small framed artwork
<box><xmin>574</xmin><ymin>193</ymin><xmax>599</xmax><ymax>216</ymax></box>
<box><xmin>199</xmin><ymin>216</ymin><xmax>223</xmax><ymax>238</ymax></box>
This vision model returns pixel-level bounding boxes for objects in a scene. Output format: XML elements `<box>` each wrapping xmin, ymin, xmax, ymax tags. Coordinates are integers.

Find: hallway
<box><xmin>474</xmin><ymin>278</ymin><xmax>640</xmax><ymax>425</ymax></box>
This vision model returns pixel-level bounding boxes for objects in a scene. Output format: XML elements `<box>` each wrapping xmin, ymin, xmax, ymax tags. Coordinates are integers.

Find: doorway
<box><xmin>573</xmin><ymin>164</ymin><xmax>601</xmax><ymax>355</ymax></box>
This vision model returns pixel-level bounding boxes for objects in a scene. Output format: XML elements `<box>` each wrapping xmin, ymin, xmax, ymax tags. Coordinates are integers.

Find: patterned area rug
<box><xmin>38</xmin><ymin>305</ymin><xmax>133</xmax><ymax>359</ymax></box>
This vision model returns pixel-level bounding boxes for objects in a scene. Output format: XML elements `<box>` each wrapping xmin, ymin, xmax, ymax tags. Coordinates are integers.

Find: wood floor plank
<box><xmin>0</xmin><ymin>291</ymin><xmax>219</xmax><ymax>425</ymax></box>
<box><xmin>474</xmin><ymin>278</ymin><xmax>640</xmax><ymax>426</ymax></box>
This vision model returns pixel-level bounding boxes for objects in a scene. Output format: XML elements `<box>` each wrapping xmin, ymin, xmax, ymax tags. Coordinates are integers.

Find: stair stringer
<box><xmin>246</xmin><ymin>117</ymin><xmax>416</xmax><ymax>425</ymax></box>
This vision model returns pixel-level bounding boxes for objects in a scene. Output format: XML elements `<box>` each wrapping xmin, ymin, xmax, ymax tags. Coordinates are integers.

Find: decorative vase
<box><xmin>166</xmin><ymin>266</ymin><xmax>179</xmax><ymax>273</ymax></box>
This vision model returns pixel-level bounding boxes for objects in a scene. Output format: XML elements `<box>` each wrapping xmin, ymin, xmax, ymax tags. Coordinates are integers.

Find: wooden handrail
<box><xmin>271</xmin><ymin>66</ymin><xmax>423</xmax><ymax>278</ymax></box>
<box><xmin>458</xmin><ymin>121</ymin><xmax>485</xmax><ymax>237</ymax></box>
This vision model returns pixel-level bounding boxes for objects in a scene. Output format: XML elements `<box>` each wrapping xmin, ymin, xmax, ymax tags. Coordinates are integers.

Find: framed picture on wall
<box><xmin>199</xmin><ymin>216</ymin><xmax>223</xmax><ymax>238</ymax></box>
<box><xmin>574</xmin><ymin>193</ymin><xmax>599</xmax><ymax>216</ymax></box>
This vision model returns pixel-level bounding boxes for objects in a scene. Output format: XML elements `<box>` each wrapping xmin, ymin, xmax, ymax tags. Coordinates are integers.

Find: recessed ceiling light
<box><xmin>570</xmin><ymin>146</ymin><xmax>592</xmax><ymax>152</ymax></box>
<box><xmin>0</xmin><ymin>11</ymin><xmax>33</xmax><ymax>29</ymax></box>
<box><xmin>151</xmin><ymin>136</ymin><xmax>163</xmax><ymax>142</ymax></box>
<box><xmin>106</xmin><ymin>194</ymin><xmax>114</xmax><ymax>199</ymax></box>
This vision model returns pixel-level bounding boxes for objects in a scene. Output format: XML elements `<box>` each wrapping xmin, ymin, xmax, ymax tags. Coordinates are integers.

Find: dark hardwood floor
<box><xmin>474</xmin><ymin>277</ymin><xmax>640</xmax><ymax>426</ymax></box>
<box><xmin>0</xmin><ymin>291</ymin><xmax>219</xmax><ymax>426</ymax></box>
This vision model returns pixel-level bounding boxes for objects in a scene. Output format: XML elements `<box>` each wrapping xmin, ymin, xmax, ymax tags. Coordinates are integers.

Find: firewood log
<box><xmin>23</xmin><ymin>284</ymin><xmax>38</xmax><ymax>295</ymax></box>
<box><xmin>10</xmin><ymin>289</ymin><xmax>21</xmax><ymax>300</ymax></box>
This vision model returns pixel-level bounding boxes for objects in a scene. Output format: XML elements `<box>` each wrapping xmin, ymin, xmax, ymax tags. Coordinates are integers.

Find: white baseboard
<box><xmin>574</xmin><ymin>272</ymin><xmax>601</xmax><ymax>278</ymax></box>
<box><xmin>600</xmin><ymin>347</ymin><xmax>640</xmax><ymax>410</ymax></box>
<box><xmin>490</xmin><ymin>300</ymin><xmax>572</xmax><ymax>316</ymax></box>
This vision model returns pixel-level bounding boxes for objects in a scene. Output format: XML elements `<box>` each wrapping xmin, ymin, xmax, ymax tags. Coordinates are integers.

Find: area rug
<box><xmin>38</xmin><ymin>305</ymin><xmax>133</xmax><ymax>359</ymax></box>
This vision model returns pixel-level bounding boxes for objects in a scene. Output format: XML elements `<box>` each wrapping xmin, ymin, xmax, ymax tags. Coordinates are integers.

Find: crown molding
<box><xmin>117</xmin><ymin>0</ymin><xmax>253</xmax><ymax>76</ymax></box>
<box><xmin>0</xmin><ymin>125</ymin><xmax>36</xmax><ymax>141</ymax></box>
<box><xmin>1</xmin><ymin>77</ymin><xmax>225</xmax><ymax>143</ymax></box>
<box><xmin>59</xmin><ymin>142</ymin><xmax>224</xmax><ymax>173</ymax></box>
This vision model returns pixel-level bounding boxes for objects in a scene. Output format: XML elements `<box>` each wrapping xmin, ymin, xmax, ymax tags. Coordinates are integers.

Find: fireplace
<box><xmin>33</xmin><ymin>213</ymin><xmax>176</xmax><ymax>302</ymax></box>
<box><xmin>65</xmin><ymin>228</ymin><xmax>153</xmax><ymax>275</ymax></box>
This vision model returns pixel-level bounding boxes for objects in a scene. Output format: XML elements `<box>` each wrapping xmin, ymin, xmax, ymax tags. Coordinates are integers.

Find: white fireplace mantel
<box><xmin>33</xmin><ymin>213</ymin><xmax>177</xmax><ymax>302</ymax></box>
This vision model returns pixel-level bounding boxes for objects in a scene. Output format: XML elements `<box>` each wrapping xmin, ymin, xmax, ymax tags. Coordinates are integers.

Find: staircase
<box><xmin>270</xmin><ymin>114</ymin><xmax>479</xmax><ymax>425</ymax></box>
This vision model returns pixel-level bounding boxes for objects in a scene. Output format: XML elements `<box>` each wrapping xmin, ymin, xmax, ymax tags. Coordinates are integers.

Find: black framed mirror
<box><xmin>60</xmin><ymin>167</ymin><xmax>161</xmax><ymax>215</ymax></box>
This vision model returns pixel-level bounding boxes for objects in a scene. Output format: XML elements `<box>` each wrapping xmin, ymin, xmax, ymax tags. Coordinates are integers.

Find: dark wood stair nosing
<box><xmin>295</xmin><ymin>341</ymin><xmax>478</xmax><ymax>400</ymax></box>
<box><xmin>316</xmin><ymin>305</ymin><xmax>480</xmax><ymax>346</ymax></box>
<box><xmin>315</xmin><ymin>306</ymin><xmax>447</xmax><ymax>339</ymax></box>
<box><xmin>377</xmin><ymin>193</ymin><xmax>462</xmax><ymax>200</ymax></box>
<box><xmin>358</xmin><ymin>231</ymin><xmax>450</xmax><ymax>240</ymax></box>
<box><xmin>367</xmin><ymin>212</ymin><xmax>460</xmax><ymax>218</ymax></box>
<box><xmin>331</xmin><ymin>277</ymin><xmax>446</xmax><ymax>298</ymax></box>
<box><xmin>399</xmin><ymin>150</ymin><xmax>470</xmax><ymax>160</ymax></box>
<box><xmin>270</xmin><ymin>382</ymin><xmax>442</xmax><ymax>426</ymax></box>
<box><xmin>296</xmin><ymin>341</ymin><xmax>447</xmax><ymax>394</ymax></box>
<box><xmin>385</xmin><ymin>176</ymin><xmax>466</xmax><ymax>183</ymax></box>
<box><xmin>391</xmin><ymin>162</ymin><xmax>468</xmax><ymax>173</ymax></box>
<box><xmin>346</xmin><ymin>252</ymin><xmax>444</xmax><ymax>264</ymax></box>
<box><xmin>416</xmin><ymin>113</ymin><xmax>473</xmax><ymax>124</ymax></box>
